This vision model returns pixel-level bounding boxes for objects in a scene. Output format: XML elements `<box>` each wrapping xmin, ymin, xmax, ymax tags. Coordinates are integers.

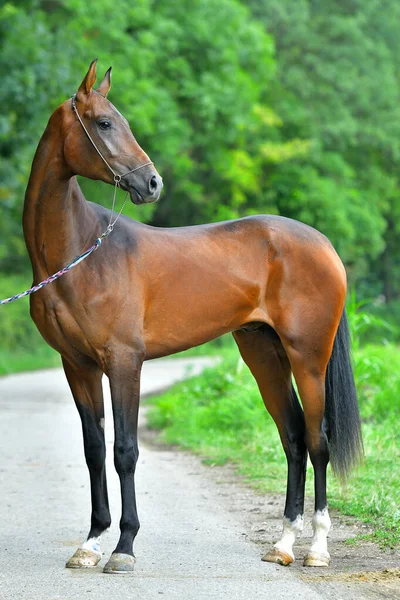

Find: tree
<box><xmin>0</xmin><ymin>0</ymin><xmax>276</xmax><ymax>271</ymax></box>
<box><xmin>244</xmin><ymin>0</ymin><xmax>400</xmax><ymax>293</ymax></box>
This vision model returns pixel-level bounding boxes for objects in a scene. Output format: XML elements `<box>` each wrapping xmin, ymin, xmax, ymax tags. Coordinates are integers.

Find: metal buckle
<box><xmin>71</xmin><ymin>93</ymin><xmax>77</xmax><ymax>112</ymax></box>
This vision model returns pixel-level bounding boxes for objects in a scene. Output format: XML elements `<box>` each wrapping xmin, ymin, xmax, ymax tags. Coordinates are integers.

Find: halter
<box><xmin>0</xmin><ymin>94</ymin><xmax>154</xmax><ymax>306</ymax></box>
<box><xmin>71</xmin><ymin>92</ymin><xmax>153</xmax><ymax>237</ymax></box>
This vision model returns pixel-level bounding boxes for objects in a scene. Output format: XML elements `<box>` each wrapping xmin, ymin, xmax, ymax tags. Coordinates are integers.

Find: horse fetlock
<box><xmin>310</xmin><ymin>508</ymin><xmax>331</xmax><ymax>553</ymax></box>
<box><xmin>262</xmin><ymin>515</ymin><xmax>303</xmax><ymax>565</ymax></box>
<box><xmin>303</xmin><ymin>508</ymin><xmax>331</xmax><ymax>567</ymax></box>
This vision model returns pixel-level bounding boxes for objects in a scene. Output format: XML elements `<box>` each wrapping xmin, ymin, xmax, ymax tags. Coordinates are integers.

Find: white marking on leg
<box><xmin>274</xmin><ymin>515</ymin><xmax>304</xmax><ymax>559</ymax></box>
<box><xmin>82</xmin><ymin>535</ymin><xmax>102</xmax><ymax>558</ymax></box>
<box><xmin>309</xmin><ymin>508</ymin><xmax>331</xmax><ymax>555</ymax></box>
<box><xmin>99</xmin><ymin>418</ymin><xmax>105</xmax><ymax>430</ymax></box>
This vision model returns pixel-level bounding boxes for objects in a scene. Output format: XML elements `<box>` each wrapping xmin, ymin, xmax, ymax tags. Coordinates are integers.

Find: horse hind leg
<box><xmin>62</xmin><ymin>357</ymin><xmax>111</xmax><ymax>569</ymax></box>
<box><xmin>233</xmin><ymin>327</ymin><xmax>307</xmax><ymax>566</ymax></box>
<box><xmin>285</xmin><ymin>343</ymin><xmax>333</xmax><ymax>567</ymax></box>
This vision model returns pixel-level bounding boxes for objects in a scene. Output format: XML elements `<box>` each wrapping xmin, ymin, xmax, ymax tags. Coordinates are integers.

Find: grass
<box><xmin>0</xmin><ymin>273</ymin><xmax>62</xmax><ymax>375</ymax></box>
<box><xmin>0</xmin><ymin>344</ymin><xmax>60</xmax><ymax>376</ymax></box>
<box><xmin>147</xmin><ymin>342</ymin><xmax>400</xmax><ymax>548</ymax></box>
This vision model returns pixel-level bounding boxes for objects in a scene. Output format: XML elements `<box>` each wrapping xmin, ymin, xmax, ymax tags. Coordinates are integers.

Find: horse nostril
<box><xmin>149</xmin><ymin>175</ymin><xmax>158</xmax><ymax>193</ymax></box>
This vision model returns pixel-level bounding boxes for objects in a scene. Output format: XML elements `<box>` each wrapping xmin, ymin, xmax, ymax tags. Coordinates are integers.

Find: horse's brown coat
<box><xmin>22</xmin><ymin>61</ymin><xmax>354</xmax><ymax>572</ymax></box>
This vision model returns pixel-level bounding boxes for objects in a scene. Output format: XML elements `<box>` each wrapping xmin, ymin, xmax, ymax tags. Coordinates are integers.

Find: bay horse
<box><xmin>23</xmin><ymin>60</ymin><xmax>363</xmax><ymax>573</ymax></box>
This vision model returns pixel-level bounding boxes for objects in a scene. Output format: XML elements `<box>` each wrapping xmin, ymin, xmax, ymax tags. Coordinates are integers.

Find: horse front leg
<box><xmin>103</xmin><ymin>347</ymin><xmax>144</xmax><ymax>574</ymax></box>
<box><xmin>62</xmin><ymin>357</ymin><xmax>111</xmax><ymax>569</ymax></box>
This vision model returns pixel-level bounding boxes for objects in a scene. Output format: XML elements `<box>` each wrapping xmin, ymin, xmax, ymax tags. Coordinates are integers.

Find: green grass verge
<box><xmin>147</xmin><ymin>343</ymin><xmax>400</xmax><ymax>548</ymax></box>
<box><xmin>0</xmin><ymin>274</ymin><xmax>61</xmax><ymax>375</ymax></box>
<box><xmin>0</xmin><ymin>345</ymin><xmax>60</xmax><ymax>376</ymax></box>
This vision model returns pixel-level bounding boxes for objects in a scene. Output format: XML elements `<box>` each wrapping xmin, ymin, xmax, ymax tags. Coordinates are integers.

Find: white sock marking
<box><xmin>309</xmin><ymin>508</ymin><xmax>331</xmax><ymax>555</ymax></box>
<box><xmin>274</xmin><ymin>515</ymin><xmax>304</xmax><ymax>559</ymax></box>
<box><xmin>81</xmin><ymin>535</ymin><xmax>102</xmax><ymax>557</ymax></box>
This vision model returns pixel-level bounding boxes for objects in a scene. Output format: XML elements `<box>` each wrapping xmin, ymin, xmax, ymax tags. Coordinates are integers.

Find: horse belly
<box><xmin>143</xmin><ymin>271</ymin><xmax>265</xmax><ymax>358</ymax></box>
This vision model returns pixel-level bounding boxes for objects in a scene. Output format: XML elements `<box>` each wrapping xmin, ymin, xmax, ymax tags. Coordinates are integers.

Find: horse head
<box><xmin>63</xmin><ymin>59</ymin><xmax>163</xmax><ymax>205</ymax></box>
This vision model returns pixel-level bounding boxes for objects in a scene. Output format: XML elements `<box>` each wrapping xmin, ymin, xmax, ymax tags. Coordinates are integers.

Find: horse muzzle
<box><xmin>124</xmin><ymin>170</ymin><xmax>163</xmax><ymax>205</ymax></box>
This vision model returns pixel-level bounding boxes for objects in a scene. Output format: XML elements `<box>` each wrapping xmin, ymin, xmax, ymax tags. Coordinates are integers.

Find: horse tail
<box><xmin>325</xmin><ymin>309</ymin><xmax>364</xmax><ymax>480</ymax></box>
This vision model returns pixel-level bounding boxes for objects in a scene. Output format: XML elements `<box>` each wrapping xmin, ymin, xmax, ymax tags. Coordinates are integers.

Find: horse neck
<box><xmin>23</xmin><ymin>111</ymin><xmax>97</xmax><ymax>279</ymax></box>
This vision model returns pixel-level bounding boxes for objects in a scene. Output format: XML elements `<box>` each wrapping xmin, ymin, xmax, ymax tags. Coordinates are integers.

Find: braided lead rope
<box><xmin>0</xmin><ymin>93</ymin><xmax>152</xmax><ymax>306</ymax></box>
<box><xmin>0</xmin><ymin>187</ymin><xmax>129</xmax><ymax>306</ymax></box>
<box><xmin>0</xmin><ymin>239</ymin><xmax>101</xmax><ymax>305</ymax></box>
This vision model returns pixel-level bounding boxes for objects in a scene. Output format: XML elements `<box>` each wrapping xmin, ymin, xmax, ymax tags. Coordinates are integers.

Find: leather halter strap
<box><xmin>71</xmin><ymin>93</ymin><xmax>153</xmax><ymax>183</ymax></box>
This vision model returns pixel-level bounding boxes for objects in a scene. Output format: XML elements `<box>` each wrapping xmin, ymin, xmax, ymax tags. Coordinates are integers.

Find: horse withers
<box><xmin>22</xmin><ymin>60</ymin><xmax>363</xmax><ymax>573</ymax></box>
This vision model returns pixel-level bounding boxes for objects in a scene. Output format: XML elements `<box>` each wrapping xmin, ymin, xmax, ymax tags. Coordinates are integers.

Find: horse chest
<box><xmin>31</xmin><ymin>295</ymin><xmax>100</xmax><ymax>358</ymax></box>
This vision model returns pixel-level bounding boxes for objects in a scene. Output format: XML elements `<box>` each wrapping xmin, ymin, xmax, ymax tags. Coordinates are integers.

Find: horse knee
<box><xmin>114</xmin><ymin>441</ymin><xmax>139</xmax><ymax>475</ymax></box>
<box><xmin>84</xmin><ymin>438</ymin><xmax>106</xmax><ymax>473</ymax></box>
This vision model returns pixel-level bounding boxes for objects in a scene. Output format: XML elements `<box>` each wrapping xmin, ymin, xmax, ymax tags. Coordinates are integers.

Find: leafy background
<box><xmin>1</xmin><ymin>0</ymin><xmax>400</xmax><ymax>299</ymax></box>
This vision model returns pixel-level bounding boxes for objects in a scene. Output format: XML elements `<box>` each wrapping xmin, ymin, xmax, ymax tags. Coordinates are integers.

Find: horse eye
<box><xmin>98</xmin><ymin>120</ymin><xmax>111</xmax><ymax>131</ymax></box>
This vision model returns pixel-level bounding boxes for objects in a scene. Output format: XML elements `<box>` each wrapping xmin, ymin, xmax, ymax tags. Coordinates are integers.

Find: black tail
<box><xmin>325</xmin><ymin>309</ymin><xmax>364</xmax><ymax>480</ymax></box>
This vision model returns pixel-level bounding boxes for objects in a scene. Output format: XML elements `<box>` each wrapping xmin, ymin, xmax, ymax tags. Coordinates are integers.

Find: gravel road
<box><xmin>0</xmin><ymin>359</ymin><xmax>398</xmax><ymax>600</ymax></box>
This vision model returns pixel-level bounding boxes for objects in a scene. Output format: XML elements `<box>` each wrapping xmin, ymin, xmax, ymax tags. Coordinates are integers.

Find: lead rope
<box><xmin>0</xmin><ymin>94</ymin><xmax>153</xmax><ymax>306</ymax></box>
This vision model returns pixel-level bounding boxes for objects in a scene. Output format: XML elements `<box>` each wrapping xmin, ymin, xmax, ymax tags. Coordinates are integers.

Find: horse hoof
<box><xmin>262</xmin><ymin>547</ymin><xmax>293</xmax><ymax>566</ymax></box>
<box><xmin>303</xmin><ymin>551</ymin><xmax>330</xmax><ymax>567</ymax></box>
<box><xmin>66</xmin><ymin>548</ymin><xmax>101</xmax><ymax>568</ymax></box>
<box><xmin>103</xmin><ymin>553</ymin><xmax>136</xmax><ymax>574</ymax></box>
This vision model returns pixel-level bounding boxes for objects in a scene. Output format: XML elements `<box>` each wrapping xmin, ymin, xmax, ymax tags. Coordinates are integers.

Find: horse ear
<box><xmin>96</xmin><ymin>67</ymin><xmax>112</xmax><ymax>97</ymax></box>
<box><xmin>77</xmin><ymin>58</ymin><xmax>98</xmax><ymax>98</ymax></box>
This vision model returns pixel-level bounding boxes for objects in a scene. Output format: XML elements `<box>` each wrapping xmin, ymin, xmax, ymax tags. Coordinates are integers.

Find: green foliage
<box><xmin>0</xmin><ymin>0</ymin><xmax>276</xmax><ymax>272</ymax></box>
<box><xmin>148</xmin><ymin>361</ymin><xmax>266</xmax><ymax>446</ymax></box>
<box><xmin>0</xmin><ymin>275</ymin><xmax>41</xmax><ymax>351</ymax></box>
<box><xmin>345</xmin><ymin>292</ymin><xmax>400</xmax><ymax>423</ymax></box>
<box><xmin>0</xmin><ymin>345</ymin><xmax>60</xmax><ymax>376</ymax></box>
<box><xmin>368</xmin><ymin>299</ymin><xmax>400</xmax><ymax>343</ymax></box>
<box><xmin>245</xmin><ymin>0</ymin><xmax>400</xmax><ymax>288</ymax></box>
<box><xmin>1</xmin><ymin>0</ymin><xmax>400</xmax><ymax>300</ymax></box>
<box><xmin>354</xmin><ymin>344</ymin><xmax>400</xmax><ymax>423</ymax></box>
<box><xmin>346</xmin><ymin>290</ymin><xmax>398</xmax><ymax>351</ymax></box>
<box><xmin>0</xmin><ymin>274</ymin><xmax>60</xmax><ymax>374</ymax></box>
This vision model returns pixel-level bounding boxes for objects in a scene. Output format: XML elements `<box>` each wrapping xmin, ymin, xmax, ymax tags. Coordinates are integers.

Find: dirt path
<box><xmin>142</xmin><ymin>413</ymin><xmax>400</xmax><ymax>600</ymax></box>
<box><xmin>183</xmin><ymin>457</ymin><xmax>400</xmax><ymax>599</ymax></box>
<box><xmin>0</xmin><ymin>359</ymin><xmax>398</xmax><ymax>599</ymax></box>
